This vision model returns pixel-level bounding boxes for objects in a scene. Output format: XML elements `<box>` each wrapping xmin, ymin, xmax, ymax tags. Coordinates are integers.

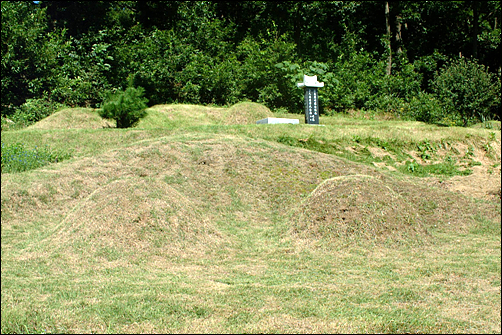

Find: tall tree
<box><xmin>385</xmin><ymin>1</ymin><xmax>392</xmax><ymax>76</ymax></box>
<box><xmin>1</xmin><ymin>1</ymin><xmax>57</xmax><ymax>114</ymax></box>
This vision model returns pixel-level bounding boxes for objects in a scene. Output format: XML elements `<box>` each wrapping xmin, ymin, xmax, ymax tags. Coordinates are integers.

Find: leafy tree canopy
<box><xmin>2</xmin><ymin>1</ymin><xmax>500</xmax><ymax>126</ymax></box>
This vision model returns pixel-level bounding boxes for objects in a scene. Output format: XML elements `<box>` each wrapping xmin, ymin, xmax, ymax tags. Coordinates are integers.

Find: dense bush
<box><xmin>99</xmin><ymin>86</ymin><xmax>149</xmax><ymax>128</ymax></box>
<box><xmin>400</xmin><ymin>91</ymin><xmax>444</xmax><ymax>124</ymax></box>
<box><xmin>8</xmin><ymin>98</ymin><xmax>65</xmax><ymax>128</ymax></box>
<box><xmin>319</xmin><ymin>52</ymin><xmax>425</xmax><ymax>116</ymax></box>
<box><xmin>232</xmin><ymin>34</ymin><xmax>301</xmax><ymax>111</ymax></box>
<box><xmin>432</xmin><ymin>57</ymin><xmax>501</xmax><ymax>126</ymax></box>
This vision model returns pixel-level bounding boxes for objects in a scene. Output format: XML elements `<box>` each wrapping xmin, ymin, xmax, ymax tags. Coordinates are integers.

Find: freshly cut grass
<box><xmin>137</xmin><ymin>101</ymin><xmax>273</xmax><ymax>129</ymax></box>
<box><xmin>137</xmin><ymin>104</ymin><xmax>227</xmax><ymax>128</ymax></box>
<box><xmin>222</xmin><ymin>101</ymin><xmax>274</xmax><ymax>125</ymax></box>
<box><xmin>22</xmin><ymin>102</ymin><xmax>273</xmax><ymax>132</ymax></box>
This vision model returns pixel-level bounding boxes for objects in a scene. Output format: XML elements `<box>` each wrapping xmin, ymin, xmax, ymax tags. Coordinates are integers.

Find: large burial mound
<box><xmin>2</xmin><ymin>134</ymin><xmax>499</xmax><ymax>265</ymax></box>
<box><xmin>291</xmin><ymin>171</ymin><xmax>500</xmax><ymax>247</ymax></box>
<box><xmin>51</xmin><ymin>177</ymin><xmax>223</xmax><ymax>260</ymax></box>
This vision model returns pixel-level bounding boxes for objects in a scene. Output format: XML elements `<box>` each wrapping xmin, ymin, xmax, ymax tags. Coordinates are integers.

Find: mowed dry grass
<box><xmin>1</xmin><ymin>105</ymin><xmax>500</xmax><ymax>333</ymax></box>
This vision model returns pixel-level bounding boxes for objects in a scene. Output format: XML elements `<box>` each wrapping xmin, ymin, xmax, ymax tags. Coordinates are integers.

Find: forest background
<box><xmin>1</xmin><ymin>1</ymin><xmax>501</xmax><ymax>128</ymax></box>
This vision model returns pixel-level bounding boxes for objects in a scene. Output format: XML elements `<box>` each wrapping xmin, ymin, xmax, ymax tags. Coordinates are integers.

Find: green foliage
<box><xmin>432</xmin><ymin>57</ymin><xmax>501</xmax><ymax>126</ymax></box>
<box><xmin>402</xmin><ymin>91</ymin><xmax>444</xmax><ymax>124</ymax></box>
<box><xmin>400</xmin><ymin>160</ymin><xmax>472</xmax><ymax>177</ymax></box>
<box><xmin>1</xmin><ymin>142</ymin><xmax>72</xmax><ymax>173</ymax></box>
<box><xmin>99</xmin><ymin>86</ymin><xmax>149</xmax><ymax>128</ymax></box>
<box><xmin>9</xmin><ymin>98</ymin><xmax>65</xmax><ymax>128</ymax></box>
<box><xmin>237</xmin><ymin>34</ymin><xmax>301</xmax><ymax>111</ymax></box>
<box><xmin>49</xmin><ymin>30</ymin><xmax>116</xmax><ymax>108</ymax></box>
<box><xmin>1</xmin><ymin>2</ymin><xmax>55</xmax><ymax>114</ymax></box>
<box><xmin>320</xmin><ymin>52</ymin><xmax>425</xmax><ymax>116</ymax></box>
<box><xmin>1</xmin><ymin>1</ymin><xmax>500</xmax><ymax>126</ymax></box>
<box><xmin>323</xmin><ymin>52</ymin><xmax>376</xmax><ymax>112</ymax></box>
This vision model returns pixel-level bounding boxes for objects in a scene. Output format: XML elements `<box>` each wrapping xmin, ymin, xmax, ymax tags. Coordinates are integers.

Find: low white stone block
<box><xmin>256</xmin><ymin>117</ymin><xmax>299</xmax><ymax>125</ymax></box>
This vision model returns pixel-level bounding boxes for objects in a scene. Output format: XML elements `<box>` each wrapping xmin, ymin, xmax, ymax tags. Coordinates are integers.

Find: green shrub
<box><xmin>403</xmin><ymin>91</ymin><xmax>444</xmax><ymax>124</ymax></box>
<box><xmin>9</xmin><ymin>98</ymin><xmax>65</xmax><ymax>128</ymax></box>
<box><xmin>236</xmin><ymin>35</ymin><xmax>301</xmax><ymax>112</ymax></box>
<box><xmin>432</xmin><ymin>57</ymin><xmax>501</xmax><ymax>126</ymax></box>
<box><xmin>99</xmin><ymin>86</ymin><xmax>149</xmax><ymax>128</ymax></box>
<box><xmin>324</xmin><ymin>52</ymin><xmax>376</xmax><ymax>112</ymax></box>
<box><xmin>322</xmin><ymin>53</ymin><xmax>423</xmax><ymax>115</ymax></box>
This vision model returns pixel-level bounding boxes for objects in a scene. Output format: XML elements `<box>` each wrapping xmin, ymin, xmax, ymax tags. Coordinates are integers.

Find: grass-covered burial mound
<box><xmin>292</xmin><ymin>174</ymin><xmax>431</xmax><ymax>245</ymax></box>
<box><xmin>223</xmin><ymin>101</ymin><xmax>274</xmax><ymax>125</ymax></box>
<box><xmin>50</xmin><ymin>177</ymin><xmax>225</xmax><ymax>260</ymax></box>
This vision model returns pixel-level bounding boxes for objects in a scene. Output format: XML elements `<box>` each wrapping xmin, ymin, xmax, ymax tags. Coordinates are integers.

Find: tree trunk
<box><xmin>395</xmin><ymin>15</ymin><xmax>402</xmax><ymax>54</ymax></box>
<box><xmin>472</xmin><ymin>1</ymin><xmax>478</xmax><ymax>58</ymax></box>
<box><xmin>385</xmin><ymin>1</ymin><xmax>392</xmax><ymax>76</ymax></box>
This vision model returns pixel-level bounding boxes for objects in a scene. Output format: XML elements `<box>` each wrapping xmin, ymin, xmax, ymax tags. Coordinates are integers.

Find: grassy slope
<box><xmin>1</xmin><ymin>104</ymin><xmax>501</xmax><ymax>333</ymax></box>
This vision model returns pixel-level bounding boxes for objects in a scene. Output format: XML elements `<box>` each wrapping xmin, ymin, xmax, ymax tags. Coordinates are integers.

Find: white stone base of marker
<box><xmin>256</xmin><ymin>117</ymin><xmax>299</xmax><ymax>125</ymax></box>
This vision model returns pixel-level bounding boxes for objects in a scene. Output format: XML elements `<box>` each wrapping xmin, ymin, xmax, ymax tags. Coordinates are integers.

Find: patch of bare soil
<box><xmin>363</xmin><ymin>139</ymin><xmax>501</xmax><ymax>202</ymax></box>
<box><xmin>424</xmin><ymin>140</ymin><xmax>501</xmax><ymax>201</ymax></box>
<box><xmin>426</xmin><ymin>165</ymin><xmax>501</xmax><ymax>201</ymax></box>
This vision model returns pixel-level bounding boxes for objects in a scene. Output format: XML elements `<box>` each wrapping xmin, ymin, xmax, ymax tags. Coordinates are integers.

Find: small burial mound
<box><xmin>223</xmin><ymin>101</ymin><xmax>274</xmax><ymax>125</ymax></box>
<box><xmin>51</xmin><ymin>177</ymin><xmax>224</xmax><ymax>259</ymax></box>
<box><xmin>27</xmin><ymin>108</ymin><xmax>114</xmax><ymax>129</ymax></box>
<box><xmin>291</xmin><ymin>174</ymin><xmax>430</xmax><ymax>245</ymax></box>
<box><xmin>138</xmin><ymin>102</ymin><xmax>272</xmax><ymax>128</ymax></box>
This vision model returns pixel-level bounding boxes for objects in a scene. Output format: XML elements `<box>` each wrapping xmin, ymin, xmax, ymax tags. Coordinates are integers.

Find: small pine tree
<box><xmin>99</xmin><ymin>86</ymin><xmax>149</xmax><ymax>128</ymax></box>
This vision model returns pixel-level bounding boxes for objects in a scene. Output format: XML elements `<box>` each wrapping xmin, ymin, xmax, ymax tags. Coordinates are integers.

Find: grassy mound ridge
<box><xmin>292</xmin><ymin>175</ymin><xmax>429</xmax><ymax>244</ymax></box>
<box><xmin>49</xmin><ymin>177</ymin><xmax>223</xmax><ymax>258</ymax></box>
<box><xmin>21</xmin><ymin>102</ymin><xmax>272</xmax><ymax>131</ymax></box>
<box><xmin>2</xmin><ymin>127</ymin><xmax>500</xmax><ymax>333</ymax></box>
<box><xmin>138</xmin><ymin>104</ymin><xmax>227</xmax><ymax>128</ymax></box>
<box><xmin>2</xmin><ymin>132</ymin><xmax>499</xmax><ymax>257</ymax></box>
<box><xmin>222</xmin><ymin>101</ymin><xmax>274</xmax><ymax>125</ymax></box>
<box><xmin>137</xmin><ymin>101</ymin><xmax>273</xmax><ymax>129</ymax></box>
<box><xmin>26</xmin><ymin>108</ymin><xmax>114</xmax><ymax>129</ymax></box>
<box><xmin>291</xmin><ymin>173</ymin><xmax>500</xmax><ymax>246</ymax></box>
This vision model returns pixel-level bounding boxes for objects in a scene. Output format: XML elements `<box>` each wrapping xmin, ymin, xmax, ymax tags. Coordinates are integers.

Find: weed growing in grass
<box><xmin>1</xmin><ymin>142</ymin><xmax>72</xmax><ymax>173</ymax></box>
<box><xmin>401</xmin><ymin>160</ymin><xmax>472</xmax><ymax>177</ymax></box>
